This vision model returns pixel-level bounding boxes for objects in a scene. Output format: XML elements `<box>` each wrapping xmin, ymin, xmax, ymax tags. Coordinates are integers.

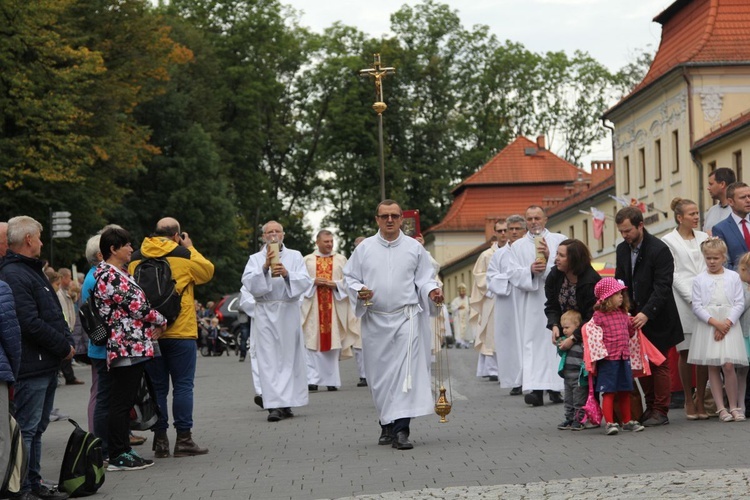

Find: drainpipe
<box><xmin>682</xmin><ymin>67</ymin><xmax>704</xmax><ymax>222</ymax></box>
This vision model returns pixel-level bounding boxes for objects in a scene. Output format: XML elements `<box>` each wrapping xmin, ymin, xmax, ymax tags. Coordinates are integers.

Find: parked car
<box><xmin>213</xmin><ymin>293</ymin><xmax>240</xmax><ymax>335</ymax></box>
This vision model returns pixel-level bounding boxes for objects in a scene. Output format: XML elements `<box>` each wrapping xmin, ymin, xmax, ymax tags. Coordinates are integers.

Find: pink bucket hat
<box><xmin>594</xmin><ymin>277</ymin><xmax>627</xmax><ymax>303</ymax></box>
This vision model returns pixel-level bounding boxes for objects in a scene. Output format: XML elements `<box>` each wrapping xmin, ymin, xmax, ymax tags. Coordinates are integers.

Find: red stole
<box><xmin>316</xmin><ymin>256</ymin><xmax>333</xmax><ymax>352</ymax></box>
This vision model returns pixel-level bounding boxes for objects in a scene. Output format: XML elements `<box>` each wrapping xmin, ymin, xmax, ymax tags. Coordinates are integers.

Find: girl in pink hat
<box><xmin>592</xmin><ymin>277</ymin><xmax>644</xmax><ymax>435</ymax></box>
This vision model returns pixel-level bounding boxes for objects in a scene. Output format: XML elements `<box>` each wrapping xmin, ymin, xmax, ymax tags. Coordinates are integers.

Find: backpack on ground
<box><xmin>130</xmin><ymin>371</ymin><xmax>161</xmax><ymax>431</ymax></box>
<box><xmin>58</xmin><ymin>419</ymin><xmax>105</xmax><ymax>497</ymax></box>
<box><xmin>133</xmin><ymin>256</ymin><xmax>182</xmax><ymax>324</ymax></box>
<box><xmin>0</xmin><ymin>414</ymin><xmax>28</xmax><ymax>498</ymax></box>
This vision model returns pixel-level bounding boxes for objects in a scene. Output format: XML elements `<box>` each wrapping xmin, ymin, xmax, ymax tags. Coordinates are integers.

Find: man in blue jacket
<box><xmin>0</xmin><ymin>216</ymin><xmax>73</xmax><ymax>500</ymax></box>
<box><xmin>0</xmin><ymin>277</ymin><xmax>22</xmax><ymax>489</ymax></box>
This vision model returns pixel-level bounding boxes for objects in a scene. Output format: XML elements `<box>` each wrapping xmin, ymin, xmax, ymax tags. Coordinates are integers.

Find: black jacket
<box><xmin>615</xmin><ymin>230</ymin><xmax>684</xmax><ymax>352</ymax></box>
<box><xmin>0</xmin><ymin>251</ymin><xmax>73</xmax><ymax>379</ymax></box>
<box><xmin>544</xmin><ymin>265</ymin><xmax>601</xmax><ymax>342</ymax></box>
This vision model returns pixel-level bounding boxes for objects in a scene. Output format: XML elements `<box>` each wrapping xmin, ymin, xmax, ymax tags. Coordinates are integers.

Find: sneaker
<box><xmin>570</xmin><ymin>420</ymin><xmax>585</xmax><ymax>431</ymax></box>
<box><xmin>605</xmin><ymin>423</ymin><xmax>620</xmax><ymax>435</ymax></box>
<box><xmin>49</xmin><ymin>408</ymin><xmax>69</xmax><ymax>422</ymax></box>
<box><xmin>31</xmin><ymin>484</ymin><xmax>69</xmax><ymax>499</ymax></box>
<box><xmin>107</xmin><ymin>451</ymin><xmax>154</xmax><ymax>471</ymax></box>
<box><xmin>557</xmin><ymin>420</ymin><xmax>572</xmax><ymax>430</ymax></box>
<box><xmin>128</xmin><ymin>449</ymin><xmax>154</xmax><ymax>467</ymax></box>
<box><xmin>583</xmin><ymin>420</ymin><xmax>599</xmax><ymax>430</ymax></box>
<box><xmin>622</xmin><ymin>420</ymin><xmax>645</xmax><ymax>432</ymax></box>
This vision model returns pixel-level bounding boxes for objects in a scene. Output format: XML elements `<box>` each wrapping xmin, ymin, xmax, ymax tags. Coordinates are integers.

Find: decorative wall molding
<box><xmin>614</xmin><ymin>93</ymin><xmax>687</xmax><ymax>151</ymax></box>
<box><xmin>698</xmin><ymin>86</ymin><xmax>723</xmax><ymax>125</ymax></box>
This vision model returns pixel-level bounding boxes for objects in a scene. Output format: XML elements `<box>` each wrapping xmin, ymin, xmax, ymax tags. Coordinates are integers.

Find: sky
<box><xmin>279</xmin><ymin>0</ymin><xmax>674</xmax><ymax>231</ymax></box>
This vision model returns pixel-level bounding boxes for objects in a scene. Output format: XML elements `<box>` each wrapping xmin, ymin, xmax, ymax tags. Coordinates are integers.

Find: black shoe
<box><xmin>524</xmin><ymin>390</ymin><xmax>544</xmax><ymax>407</ymax></box>
<box><xmin>548</xmin><ymin>390</ymin><xmax>564</xmax><ymax>404</ymax></box>
<box><xmin>641</xmin><ymin>412</ymin><xmax>669</xmax><ymax>427</ymax></box>
<box><xmin>239</xmin><ymin>356</ymin><xmax>246</xmax><ymax>362</ymax></box>
<box><xmin>391</xmin><ymin>431</ymin><xmax>413</xmax><ymax>450</ymax></box>
<box><xmin>267</xmin><ymin>409</ymin><xmax>284</xmax><ymax>422</ymax></box>
<box><xmin>282</xmin><ymin>407</ymin><xmax>294</xmax><ymax>418</ymax></box>
<box><xmin>509</xmin><ymin>386</ymin><xmax>522</xmax><ymax>396</ymax></box>
<box><xmin>327</xmin><ymin>386</ymin><xmax>338</xmax><ymax>391</ymax></box>
<box><xmin>378</xmin><ymin>424</ymin><xmax>393</xmax><ymax>445</ymax></box>
<box><xmin>488</xmin><ymin>375</ymin><xmax>498</xmax><ymax>382</ymax></box>
<box><xmin>31</xmin><ymin>485</ymin><xmax>69</xmax><ymax>499</ymax></box>
<box><xmin>254</xmin><ymin>395</ymin><xmax>264</xmax><ymax>409</ymax></box>
<box><xmin>308</xmin><ymin>384</ymin><xmax>318</xmax><ymax>392</ymax></box>
<box><xmin>357</xmin><ymin>378</ymin><xmax>368</xmax><ymax>387</ymax></box>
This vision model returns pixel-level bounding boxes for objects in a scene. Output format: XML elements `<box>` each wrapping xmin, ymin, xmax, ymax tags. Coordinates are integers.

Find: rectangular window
<box><xmin>672</xmin><ymin>130</ymin><xmax>680</xmax><ymax>173</ymax></box>
<box><xmin>582</xmin><ymin>219</ymin><xmax>589</xmax><ymax>247</ymax></box>
<box><xmin>734</xmin><ymin>150</ymin><xmax>743</xmax><ymax>182</ymax></box>
<box><xmin>654</xmin><ymin>140</ymin><xmax>662</xmax><ymax>181</ymax></box>
<box><xmin>639</xmin><ymin>148</ymin><xmax>646</xmax><ymax>188</ymax></box>
<box><xmin>623</xmin><ymin>155</ymin><xmax>631</xmax><ymax>194</ymax></box>
<box><xmin>569</xmin><ymin>225</ymin><xmax>575</xmax><ymax>239</ymax></box>
<box><xmin>708</xmin><ymin>160</ymin><xmax>717</xmax><ymax>172</ymax></box>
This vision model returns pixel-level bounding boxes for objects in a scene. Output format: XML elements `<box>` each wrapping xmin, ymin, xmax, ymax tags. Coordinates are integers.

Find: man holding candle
<box><xmin>344</xmin><ymin>200</ymin><xmax>443</xmax><ymax>450</ymax></box>
<box><xmin>242</xmin><ymin>221</ymin><xmax>312</xmax><ymax>422</ymax></box>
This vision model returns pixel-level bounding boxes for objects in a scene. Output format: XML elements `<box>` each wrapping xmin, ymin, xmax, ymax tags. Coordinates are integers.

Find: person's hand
<box><xmin>531</xmin><ymin>260</ymin><xmax>546</xmax><ymax>275</ymax></box>
<box><xmin>558</xmin><ymin>336</ymin><xmax>573</xmax><ymax>351</ymax></box>
<box><xmin>631</xmin><ymin>312</ymin><xmax>649</xmax><ymax>330</ymax></box>
<box><xmin>458</xmin><ymin>304</ymin><xmax>465</xmax><ymax>310</ymax></box>
<box><xmin>314</xmin><ymin>277</ymin><xmax>335</xmax><ymax>288</ymax></box>
<box><xmin>65</xmin><ymin>346</ymin><xmax>76</xmax><ymax>360</ymax></box>
<box><xmin>714</xmin><ymin>328</ymin><xmax>725</xmax><ymax>342</ymax></box>
<box><xmin>721</xmin><ymin>318</ymin><xmax>733</xmax><ymax>334</ymax></box>
<box><xmin>180</xmin><ymin>231</ymin><xmax>193</xmax><ymax>248</ymax></box>
<box><xmin>357</xmin><ymin>287</ymin><xmax>374</xmax><ymax>301</ymax></box>
<box><xmin>429</xmin><ymin>288</ymin><xmax>444</xmax><ymax>304</ymax></box>
<box><xmin>551</xmin><ymin>325</ymin><xmax>561</xmax><ymax>345</ymax></box>
<box><xmin>538</xmin><ymin>237</ymin><xmax>550</xmax><ymax>260</ymax></box>
<box><xmin>272</xmin><ymin>263</ymin><xmax>287</xmax><ymax>278</ymax></box>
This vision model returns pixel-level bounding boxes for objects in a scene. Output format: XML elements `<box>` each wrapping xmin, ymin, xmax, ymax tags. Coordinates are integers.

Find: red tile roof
<box><xmin>692</xmin><ymin>110</ymin><xmax>750</xmax><ymax>150</ymax></box>
<box><xmin>606</xmin><ymin>0</ymin><xmax>750</xmax><ymax>116</ymax></box>
<box><xmin>452</xmin><ymin>136</ymin><xmax>590</xmax><ymax>195</ymax></box>
<box><xmin>546</xmin><ymin>175</ymin><xmax>616</xmax><ymax>217</ymax></box>
<box><xmin>427</xmin><ymin>136</ymin><xmax>592</xmax><ymax>233</ymax></box>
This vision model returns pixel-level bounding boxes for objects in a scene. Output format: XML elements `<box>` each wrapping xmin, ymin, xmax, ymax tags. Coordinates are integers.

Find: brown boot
<box><xmin>174</xmin><ymin>431</ymin><xmax>208</xmax><ymax>457</ymax></box>
<box><xmin>153</xmin><ymin>430</ymin><xmax>170</xmax><ymax>458</ymax></box>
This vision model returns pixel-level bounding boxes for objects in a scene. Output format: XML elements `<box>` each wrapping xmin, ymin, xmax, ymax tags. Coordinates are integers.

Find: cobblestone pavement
<box><xmin>39</xmin><ymin>348</ymin><xmax>750</xmax><ymax>499</ymax></box>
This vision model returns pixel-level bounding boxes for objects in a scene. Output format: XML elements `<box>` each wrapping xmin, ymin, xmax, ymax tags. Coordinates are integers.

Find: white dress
<box><xmin>689</xmin><ymin>274</ymin><xmax>748</xmax><ymax>366</ymax></box>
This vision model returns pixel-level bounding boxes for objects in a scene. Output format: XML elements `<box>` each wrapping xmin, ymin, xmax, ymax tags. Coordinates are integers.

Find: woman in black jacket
<box><xmin>544</xmin><ymin>239</ymin><xmax>601</xmax><ymax>429</ymax></box>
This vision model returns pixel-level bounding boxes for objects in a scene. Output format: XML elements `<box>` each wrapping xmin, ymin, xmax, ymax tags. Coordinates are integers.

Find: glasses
<box><xmin>376</xmin><ymin>214</ymin><xmax>402</xmax><ymax>221</ymax></box>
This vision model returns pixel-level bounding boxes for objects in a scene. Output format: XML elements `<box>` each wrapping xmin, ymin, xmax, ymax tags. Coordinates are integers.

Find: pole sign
<box><xmin>52</xmin><ymin>211</ymin><xmax>72</xmax><ymax>239</ymax></box>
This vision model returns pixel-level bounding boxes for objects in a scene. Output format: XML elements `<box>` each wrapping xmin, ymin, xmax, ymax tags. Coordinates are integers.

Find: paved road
<box><xmin>39</xmin><ymin>348</ymin><xmax>750</xmax><ymax>499</ymax></box>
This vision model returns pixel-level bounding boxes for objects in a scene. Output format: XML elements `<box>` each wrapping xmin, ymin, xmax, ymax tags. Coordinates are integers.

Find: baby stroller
<box><xmin>200</xmin><ymin>327</ymin><xmax>237</xmax><ymax>357</ymax></box>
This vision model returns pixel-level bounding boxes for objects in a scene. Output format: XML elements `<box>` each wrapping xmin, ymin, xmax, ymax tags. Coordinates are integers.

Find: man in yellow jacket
<box><xmin>129</xmin><ymin>217</ymin><xmax>214</xmax><ymax>458</ymax></box>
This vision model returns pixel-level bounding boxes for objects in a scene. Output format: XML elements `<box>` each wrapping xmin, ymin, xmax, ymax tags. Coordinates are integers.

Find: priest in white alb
<box><xmin>507</xmin><ymin>206</ymin><xmax>565</xmax><ymax>407</ymax></box>
<box><xmin>487</xmin><ymin>214</ymin><xmax>526</xmax><ymax>395</ymax></box>
<box><xmin>344</xmin><ymin>200</ymin><xmax>443</xmax><ymax>451</ymax></box>
<box><xmin>241</xmin><ymin>220</ymin><xmax>313</xmax><ymax>422</ymax></box>
<box><xmin>301</xmin><ymin>230</ymin><xmax>359</xmax><ymax>392</ymax></box>
<box><xmin>471</xmin><ymin>220</ymin><xmax>508</xmax><ymax>382</ymax></box>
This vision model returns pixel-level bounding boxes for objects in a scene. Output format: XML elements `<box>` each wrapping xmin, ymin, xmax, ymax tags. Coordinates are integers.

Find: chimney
<box><xmin>536</xmin><ymin>135</ymin><xmax>546</xmax><ymax>150</ymax></box>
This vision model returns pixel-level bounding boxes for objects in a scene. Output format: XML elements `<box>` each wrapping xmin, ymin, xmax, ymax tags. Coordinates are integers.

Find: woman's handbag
<box><xmin>78</xmin><ymin>292</ymin><xmax>108</xmax><ymax>346</ymax></box>
<box><xmin>581</xmin><ymin>373</ymin><xmax>603</xmax><ymax>426</ymax></box>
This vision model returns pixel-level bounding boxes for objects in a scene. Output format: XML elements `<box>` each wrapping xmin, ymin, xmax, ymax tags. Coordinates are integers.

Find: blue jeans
<box><xmin>239</xmin><ymin>322</ymin><xmax>250</xmax><ymax>357</ymax></box>
<box><xmin>146</xmin><ymin>339</ymin><xmax>196</xmax><ymax>432</ymax></box>
<box><xmin>92</xmin><ymin>358</ymin><xmax>111</xmax><ymax>457</ymax></box>
<box><xmin>14</xmin><ymin>373</ymin><xmax>57</xmax><ymax>492</ymax></box>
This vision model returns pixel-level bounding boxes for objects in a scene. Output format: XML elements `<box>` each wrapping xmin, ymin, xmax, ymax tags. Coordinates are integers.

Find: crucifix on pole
<box><xmin>359</xmin><ymin>53</ymin><xmax>395</xmax><ymax>201</ymax></box>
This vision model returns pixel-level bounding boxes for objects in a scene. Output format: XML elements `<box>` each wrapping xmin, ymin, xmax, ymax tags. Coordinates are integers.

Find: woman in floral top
<box><xmin>94</xmin><ymin>227</ymin><xmax>166</xmax><ymax>472</ymax></box>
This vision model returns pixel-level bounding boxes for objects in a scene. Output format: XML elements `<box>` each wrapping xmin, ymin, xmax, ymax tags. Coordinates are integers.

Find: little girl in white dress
<box><xmin>688</xmin><ymin>238</ymin><xmax>748</xmax><ymax>422</ymax></box>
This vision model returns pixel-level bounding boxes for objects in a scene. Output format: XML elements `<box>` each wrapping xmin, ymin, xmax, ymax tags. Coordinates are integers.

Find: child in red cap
<box><xmin>592</xmin><ymin>277</ymin><xmax>644</xmax><ymax>435</ymax></box>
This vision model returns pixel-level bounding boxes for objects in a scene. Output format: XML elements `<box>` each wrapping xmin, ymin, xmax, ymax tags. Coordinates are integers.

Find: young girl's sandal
<box><xmin>730</xmin><ymin>408</ymin><xmax>746</xmax><ymax>421</ymax></box>
<box><xmin>718</xmin><ymin>408</ymin><xmax>734</xmax><ymax>422</ymax></box>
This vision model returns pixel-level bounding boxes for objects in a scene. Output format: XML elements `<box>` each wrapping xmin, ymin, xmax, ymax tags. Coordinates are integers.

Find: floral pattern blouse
<box><xmin>93</xmin><ymin>262</ymin><xmax>166</xmax><ymax>365</ymax></box>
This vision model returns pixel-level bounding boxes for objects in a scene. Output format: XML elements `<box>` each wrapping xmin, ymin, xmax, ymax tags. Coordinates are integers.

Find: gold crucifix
<box><xmin>359</xmin><ymin>54</ymin><xmax>395</xmax><ymax>200</ymax></box>
<box><xmin>359</xmin><ymin>53</ymin><xmax>396</xmax><ymax>114</ymax></box>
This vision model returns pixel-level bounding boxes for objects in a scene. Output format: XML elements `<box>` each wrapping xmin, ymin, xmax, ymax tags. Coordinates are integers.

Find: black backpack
<box><xmin>133</xmin><ymin>256</ymin><xmax>182</xmax><ymax>325</ymax></box>
<box><xmin>58</xmin><ymin>419</ymin><xmax>105</xmax><ymax>497</ymax></box>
